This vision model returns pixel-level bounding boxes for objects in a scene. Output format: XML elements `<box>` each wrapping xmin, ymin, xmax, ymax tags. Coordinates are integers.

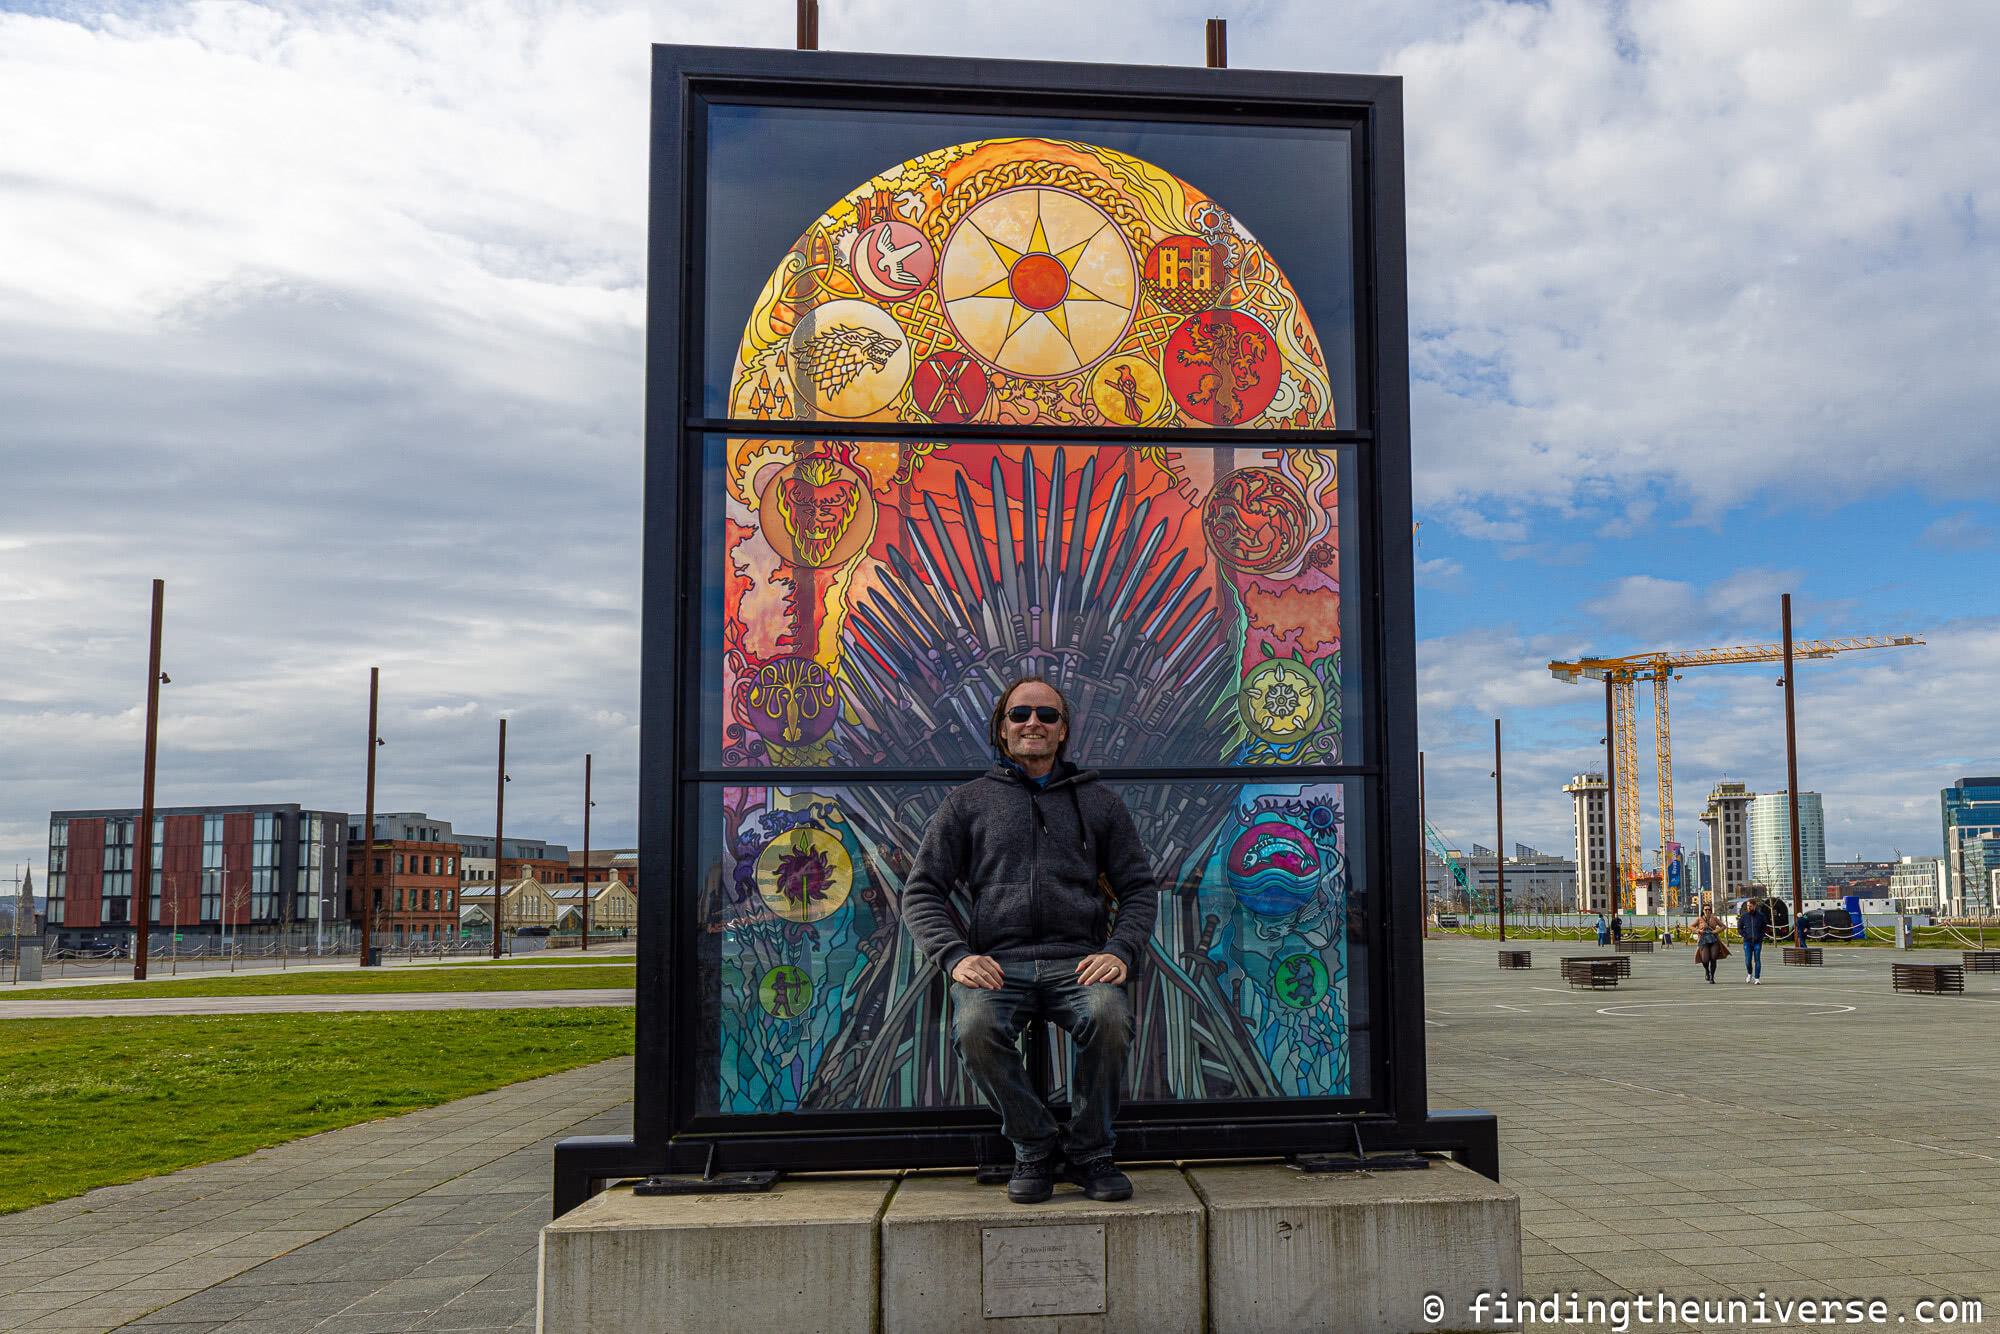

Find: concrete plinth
<box><xmin>536</xmin><ymin>1177</ymin><xmax>894</xmax><ymax>1334</ymax></box>
<box><xmin>881</xmin><ymin>1170</ymin><xmax>1204</xmax><ymax>1334</ymax></box>
<box><xmin>1190</xmin><ymin>1160</ymin><xmax>1521</xmax><ymax>1334</ymax></box>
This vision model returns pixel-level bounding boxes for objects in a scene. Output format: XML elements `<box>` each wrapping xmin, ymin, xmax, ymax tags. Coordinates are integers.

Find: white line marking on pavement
<box><xmin>1593</xmin><ymin>1000</ymin><xmax>1856</xmax><ymax>1018</ymax></box>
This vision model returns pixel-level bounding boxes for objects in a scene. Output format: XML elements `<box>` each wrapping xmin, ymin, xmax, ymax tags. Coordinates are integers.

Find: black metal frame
<box><xmin>554</xmin><ymin>41</ymin><xmax>1495</xmax><ymax>1215</ymax></box>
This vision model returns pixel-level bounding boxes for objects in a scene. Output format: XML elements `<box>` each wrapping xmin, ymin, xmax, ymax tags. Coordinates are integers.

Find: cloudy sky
<box><xmin>3</xmin><ymin>0</ymin><xmax>1996</xmax><ymax>883</ymax></box>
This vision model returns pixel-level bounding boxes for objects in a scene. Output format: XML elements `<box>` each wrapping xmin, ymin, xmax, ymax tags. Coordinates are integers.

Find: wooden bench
<box><xmin>1560</xmin><ymin>956</ymin><xmax>1627</xmax><ymax>989</ymax></box>
<box><xmin>1497</xmin><ymin>949</ymin><xmax>1532</xmax><ymax>970</ymax></box>
<box><xmin>1892</xmin><ymin>962</ymin><xmax>1965</xmax><ymax>995</ymax></box>
<box><xmin>1783</xmin><ymin>946</ymin><xmax>1824</xmax><ymax>966</ymax></box>
<box><xmin>1614</xmin><ymin>939</ymin><xmax>1653</xmax><ymax>954</ymax></box>
<box><xmin>1963</xmin><ymin>951</ymin><xmax>2000</xmax><ymax>973</ymax></box>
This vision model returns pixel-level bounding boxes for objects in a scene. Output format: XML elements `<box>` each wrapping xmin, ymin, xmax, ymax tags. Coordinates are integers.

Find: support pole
<box><xmin>1418</xmin><ymin>749</ymin><xmax>1428</xmax><ymax>939</ymax></box>
<box><xmin>134</xmin><ymin>579</ymin><xmax>165</xmax><ymax>980</ymax></box>
<box><xmin>361</xmin><ymin>668</ymin><xmax>379</xmax><ymax>966</ymax></box>
<box><xmin>1205</xmin><ymin>17</ymin><xmax>1227</xmax><ymax>68</ymax></box>
<box><xmin>1604</xmin><ymin>677</ymin><xmax>1620</xmax><ymax>918</ymax></box>
<box><xmin>796</xmin><ymin>0</ymin><xmax>817</xmax><ymax>50</ymax></box>
<box><xmin>1782</xmin><ymin>594</ymin><xmax>1805</xmax><ymax>940</ymax></box>
<box><xmin>581</xmin><ymin>753</ymin><xmax>592</xmax><ymax>952</ymax></box>
<box><xmin>1494</xmin><ymin>718</ymin><xmax>1506</xmax><ymax>943</ymax></box>
<box><xmin>493</xmin><ymin>719</ymin><xmax>507</xmax><ymax>959</ymax></box>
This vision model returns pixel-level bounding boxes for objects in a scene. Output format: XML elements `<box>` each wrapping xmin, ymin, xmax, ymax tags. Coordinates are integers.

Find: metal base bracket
<box><xmin>1288</xmin><ymin>1124</ymin><xmax>1431</xmax><ymax>1174</ymax></box>
<box><xmin>633</xmin><ymin>1170</ymin><xmax>782</xmax><ymax>1196</ymax></box>
<box><xmin>1291</xmin><ymin>1150</ymin><xmax>1430</xmax><ymax>1174</ymax></box>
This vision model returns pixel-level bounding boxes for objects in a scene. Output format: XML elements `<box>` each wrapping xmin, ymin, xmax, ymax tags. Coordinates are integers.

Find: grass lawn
<box><xmin>439</xmin><ymin>952</ymin><xmax>637</xmax><ymax>965</ymax></box>
<box><xmin>4</xmin><ymin>965</ymin><xmax>635</xmax><ymax>1002</ymax></box>
<box><xmin>0</xmin><ymin>1008</ymin><xmax>633</xmax><ymax>1214</ymax></box>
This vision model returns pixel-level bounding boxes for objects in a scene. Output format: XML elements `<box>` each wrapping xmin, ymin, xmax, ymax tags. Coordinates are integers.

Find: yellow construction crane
<box><xmin>1549</xmin><ymin>635</ymin><xmax>1925</xmax><ymax>910</ymax></box>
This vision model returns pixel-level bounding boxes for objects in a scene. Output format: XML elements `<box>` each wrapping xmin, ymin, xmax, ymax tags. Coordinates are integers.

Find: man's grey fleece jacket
<box><xmin>900</xmin><ymin>760</ymin><xmax>1160</xmax><ymax>977</ymax></box>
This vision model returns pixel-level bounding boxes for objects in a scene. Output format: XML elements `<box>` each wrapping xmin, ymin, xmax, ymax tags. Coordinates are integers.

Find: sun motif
<box><xmin>938</xmin><ymin>187</ymin><xmax>1137</xmax><ymax>378</ymax></box>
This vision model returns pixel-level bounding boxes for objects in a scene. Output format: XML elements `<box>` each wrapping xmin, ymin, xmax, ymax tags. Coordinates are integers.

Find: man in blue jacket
<box><xmin>1739</xmin><ymin>897</ymin><xmax>1770</xmax><ymax>984</ymax></box>
<box><xmin>902</xmin><ymin>675</ymin><xmax>1160</xmax><ymax>1205</ymax></box>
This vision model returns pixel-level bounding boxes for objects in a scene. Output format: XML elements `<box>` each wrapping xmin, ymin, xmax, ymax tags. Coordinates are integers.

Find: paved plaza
<box><xmin>3</xmin><ymin>938</ymin><xmax>1998</xmax><ymax>1330</ymax></box>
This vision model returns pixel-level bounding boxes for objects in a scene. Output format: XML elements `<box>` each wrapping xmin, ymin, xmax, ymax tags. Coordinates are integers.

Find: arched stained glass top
<box><xmin>729</xmin><ymin>138</ymin><xmax>1338</xmax><ymax>431</ymax></box>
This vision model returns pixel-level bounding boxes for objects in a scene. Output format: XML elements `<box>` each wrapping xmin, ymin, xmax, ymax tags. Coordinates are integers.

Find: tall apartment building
<box><xmin>1747</xmin><ymin>791</ymin><xmax>1827</xmax><ymax>898</ymax></box>
<box><xmin>45</xmin><ymin>804</ymin><xmax>347</xmax><ymax>949</ymax></box>
<box><xmin>1699</xmin><ymin>782</ymin><xmax>1754</xmax><ymax>907</ymax></box>
<box><xmin>1941</xmin><ymin>777</ymin><xmax>2000</xmax><ymax>916</ymax></box>
<box><xmin>1564</xmin><ymin>773</ymin><xmax>1614</xmax><ymax>913</ymax></box>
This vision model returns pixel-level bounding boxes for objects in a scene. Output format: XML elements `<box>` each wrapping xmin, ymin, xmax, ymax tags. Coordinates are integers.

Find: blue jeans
<box><xmin>1744</xmin><ymin>939</ymin><xmax>1763</xmax><ymax>978</ymax></box>
<box><xmin>950</xmin><ymin>959</ymin><xmax>1133</xmax><ymax>1165</ymax></box>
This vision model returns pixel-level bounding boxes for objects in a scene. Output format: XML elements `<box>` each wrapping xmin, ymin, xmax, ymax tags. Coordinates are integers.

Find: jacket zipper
<box><xmin>1028</xmin><ymin>785</ymin><xmax>1044</xmax><ymax>945</ymax></box>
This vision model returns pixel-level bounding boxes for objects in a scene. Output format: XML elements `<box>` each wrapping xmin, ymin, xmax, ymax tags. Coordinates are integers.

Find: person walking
<box><xmin>1594</xmin><ymin>913</ymin><xmax>1610</xmax><ymax>946</ymax></box>
<box><xmin>1738</xmin><ymin>897</ymin><xmax>1771</xmax><ymax>984</ymax></box>
<box><xmin>1610</xmin><ymin>913</ymin><xmax>1624</xmax><ymax>945</ymax></box>
<box><xmin>1692</xmin><ymin>903</ymin><xmax>1728</xmax><ymax>983</ymax></box>
<box><xmin>902</xmin><ymin>675</ymin><xmax>1159</xmax><ymax>1206</ymax></box>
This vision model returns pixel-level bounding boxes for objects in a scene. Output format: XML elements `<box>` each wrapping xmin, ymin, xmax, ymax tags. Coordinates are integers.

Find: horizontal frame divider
<box><xmin>689</xmin><ymin>766</ymin><xmax>1382</xmax><ymax>783</ymax></box>
<box><xmin>685</xmin><ymin>418</ymin><xmax>1372</xmax><ymax>447</ymax></box>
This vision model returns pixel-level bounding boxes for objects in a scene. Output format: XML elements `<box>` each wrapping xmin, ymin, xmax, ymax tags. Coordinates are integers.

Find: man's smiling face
<box><xmin>1001</xmin><ymin>681</ymin><xmax>1067</xmax><ymax>766</ymax></box>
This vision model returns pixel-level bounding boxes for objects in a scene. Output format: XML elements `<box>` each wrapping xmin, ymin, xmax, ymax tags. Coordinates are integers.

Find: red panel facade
<box><xmin>160</xmin><ymin>814</ymin><xmax>203</xmax><ymax>930</ymax></box>
<box><xmin>66</xmin><ymin>817</ymin><xmax>105</xmax><ymax>928</ymax></box>
<box><xmin>223</xmin><ymin>812</ymin><xmax>254</xmax><ymax>926</ymax></box>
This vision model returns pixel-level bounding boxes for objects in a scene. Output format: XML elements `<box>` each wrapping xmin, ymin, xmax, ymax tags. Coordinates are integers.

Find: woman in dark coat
<box><xmin>1692</xmin><ymin>904</ymin><xmax>1728</xmax><ymax>983</ymax></box>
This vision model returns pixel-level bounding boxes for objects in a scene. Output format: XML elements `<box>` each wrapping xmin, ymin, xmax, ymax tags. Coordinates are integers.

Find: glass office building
<box><xmin>1942</xmin><ymin>777</ymin><xmax>2000</xmax><ymax>916</ymax></box>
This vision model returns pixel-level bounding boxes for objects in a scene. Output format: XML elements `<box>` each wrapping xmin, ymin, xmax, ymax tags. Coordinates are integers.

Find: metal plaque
<box><xmin>981</xmin><ymin>1223</ymin><xmax>1107</xmax><ymax>1319</ymax></box>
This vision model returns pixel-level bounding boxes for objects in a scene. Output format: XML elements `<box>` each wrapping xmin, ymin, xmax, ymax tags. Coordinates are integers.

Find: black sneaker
<box><xmin>1062</xmin><ymin>1156</ymin><xmax>1132</xmax><ymax>1202</ymax></box>
<box><xmin>1007</xmin><ymin>1157</ymin><xmax>1056</xmax><ymax>1204</ymax></box>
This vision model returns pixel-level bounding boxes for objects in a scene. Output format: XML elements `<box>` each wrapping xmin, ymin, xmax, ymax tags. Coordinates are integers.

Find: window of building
<box><xmin>46</xmin><ymin>818</ymin><xmax>68</xmax><ymax>925</ymax></box>
<box><xmin>202</xmin><ymin>816</ymin><xmax>224</xmax><ymax>921</ymax></box>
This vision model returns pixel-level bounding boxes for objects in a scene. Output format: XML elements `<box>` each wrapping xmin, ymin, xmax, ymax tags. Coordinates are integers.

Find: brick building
<box><xmin>45</xmin><ymin>805</ymin><xmax>347</xmax><ymax>950</ymax></box>
<box><xmin>564</xmin><ymin>848</ymin><xmax>640</xmax><ymax>892</ymax></box>
<box><xmin>456</xmin><ymin>833</ymin><xmax>570</xmax><ymax>894</ymax></box>
<box><xmin>345</xmin><ymin>813</ymin><xmax>466</xmax><ymax>946</ymax></box>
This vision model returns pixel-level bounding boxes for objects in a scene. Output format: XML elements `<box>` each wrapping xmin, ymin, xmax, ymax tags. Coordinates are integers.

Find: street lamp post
<box><xmin>360</xmin><ymin>668</ymin><xmax>381</xmax><ymax>966</ymax></box>
<box><xmin>493</xmin><ymin>719</ymin><xmax>508</xmax><ymax>960</ymax></box>
<box><xmin>1493</xmin><ymin>719</ymin><xmax>1506</xmax><ymax>943</ymax></box>
<box><xmin>580</xmin><ymin>754</ymin><xmax>593</xmax><ymax>951</ymax></box>
<box><xmin>133</xmin><ymin>579</ymin><xmax>167</xmax><ymax>980</ymax></box>
<box><xmin>1781</xmin><ymin>594</ymin><xmax>1806</xmax><ymax>945</ymax></box>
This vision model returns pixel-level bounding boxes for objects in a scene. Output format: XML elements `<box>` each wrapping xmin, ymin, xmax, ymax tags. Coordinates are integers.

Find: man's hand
<box><xmin>951</xmin><ymin>954</ymin><xmax>1005</xmax><ymax>989</ymax></box>
<box><xmin>1075</xmin><ymin>953</ymin><xmax>1128</xmax><ymax>986</ymax></box>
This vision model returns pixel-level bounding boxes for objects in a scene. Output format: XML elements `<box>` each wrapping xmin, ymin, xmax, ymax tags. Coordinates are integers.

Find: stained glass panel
<box><xmin>694</xmin><ymin>778</ymin><xmax>1367</xmax><ymax>1117</ymax></box>
<box><xmin>702</xmin><ymin>106</ymin><xmax>1357</xmax><ymax>427</ymax></box>
<box><xmin>700</xmin><ymin>438</ymin><xmax>1360</xmax><ymax>770</ymax></box>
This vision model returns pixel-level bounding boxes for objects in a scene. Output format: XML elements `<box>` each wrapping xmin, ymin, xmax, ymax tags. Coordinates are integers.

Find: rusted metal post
<box><xmin>493</xmin><ymin>719</ymin><xmax>508</xmax><ymax>959</ymax></box>
<box><xmin>1494</xmin><ymin>718</ymin><xmax>1507</xmax><ymax>943</ymax></box>
<box><xmin>797</xmin><ymin>0</ymin><xmax>817</xmax><ymax>50</ymax></box>
<box><xmin>1604</xmin><ymin>677</ymin><xmax>1620</xmax><ymax>918</ymax></box>
<box><xmin>1782</xmin><ymin>594</ymin><xmax>1805</xmax><ymax>940</ymax></box>
<box><xmin>361</xmin><ymin>668</ymin><xmax>378</xmax><ymax>965</ymax></box>
<box><xmin>580</xmin><ymin>753</ymin><xmax>592</xmax><ymax>951</ymax></box>
<box><xmin>1205</xmin><ymin>17</ymin><xmax>1227</xmax><ymax>68</ymax></box>
<box><xmin>134</xmin><ymin>579</ymin><xmax>165</xmax><ymax>980</ymax></box>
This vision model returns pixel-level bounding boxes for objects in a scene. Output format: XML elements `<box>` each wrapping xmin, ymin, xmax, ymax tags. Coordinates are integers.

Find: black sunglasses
<box><xmin>1005</xmin><ymin>705</ymin><xmax>1064</xmax><ymax>724</ymax></box>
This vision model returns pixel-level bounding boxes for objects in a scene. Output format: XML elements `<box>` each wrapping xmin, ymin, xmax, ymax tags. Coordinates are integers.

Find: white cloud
<box><xmin>1396</xmin><ymin>0</ymin><xmax>2000</xmax><ymax>515</ymax></box>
